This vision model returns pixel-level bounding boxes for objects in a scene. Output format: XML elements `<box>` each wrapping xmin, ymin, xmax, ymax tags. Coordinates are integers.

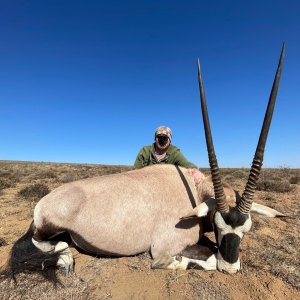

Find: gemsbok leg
<box><xmin>152</xmin><ymin>244</ymin><xmax>217</xmax><ymax>271</ymax></box>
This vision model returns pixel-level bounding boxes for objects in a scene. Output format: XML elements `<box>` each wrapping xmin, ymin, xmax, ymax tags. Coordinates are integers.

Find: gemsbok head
<box><xmin>183</xmin><ymin>43</ymin><xmax>285</xmax><ymax>273</ymax></box>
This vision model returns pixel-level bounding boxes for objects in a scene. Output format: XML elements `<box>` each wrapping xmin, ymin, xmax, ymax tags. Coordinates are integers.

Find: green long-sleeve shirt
<box><xmin>134</xmin><ymin>144</ymin><xmax>197</xmax><ymax>169</ymax></box>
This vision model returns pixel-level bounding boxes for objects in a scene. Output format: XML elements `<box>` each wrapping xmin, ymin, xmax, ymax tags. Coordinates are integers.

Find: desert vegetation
<box><xmin>0</xmin><ymin>160</ymin><xmax>299</xmax><ymax>299</ymax></box>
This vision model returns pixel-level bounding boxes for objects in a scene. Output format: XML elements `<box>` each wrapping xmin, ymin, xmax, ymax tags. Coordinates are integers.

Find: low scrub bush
<box><xmin>61</xmin><ymin>173</ymin><xmax>78</xmax><ymax>183</ymax></box>
<box><xmin>289</xmin><ymin>176</ymin><xmax>300</xmax><ymax>184</ymax></box>
<box><xmin>0</xmin><ymin>178</ymin><xmax>15</xmax><ymax>190</ymax></box>
<box><xmin>256</xmin><ymin>179</ymin><xmax>292</xmax><ymax>193</ymax></box>
<box><xmin>17</xmin><ymin>183</ymin><xmax>50</xmax><ymax>201</ymax></box>
<box><xmin>230</xmin><ymin>169</ymin><xmax>249</xmax><ymax>180</ymax></box>
<box><xmin>36</xmin><ymin>170</ymin><xmax>57</xmax><ymax>179</ymax></box>
<box><xmin>0</xmin><ymin>170</ymin><xmax>11</xmax><ymax>178</ymax></box>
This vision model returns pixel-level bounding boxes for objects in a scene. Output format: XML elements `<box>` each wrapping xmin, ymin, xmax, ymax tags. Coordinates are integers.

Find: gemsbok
<box><xmin>3</xmin><ymin>44</ymin><xmax>285</xmax><ymax>280</ymax></box>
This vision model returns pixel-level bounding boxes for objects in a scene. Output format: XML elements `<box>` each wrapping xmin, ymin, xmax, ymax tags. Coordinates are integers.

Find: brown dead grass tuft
<box><xmin>17</xmin><ymin>183</ymin><xmax>50</xmax><ymax>202</ymax></box>
<box><xmin>256</xmin><ymin>179</ymin><xmax>292</xmax><ymax>193</ymax></box>
<box><xmin>0</xmin><ymin>178</ymin><xmax>16</xmax><ymax>190</ymax></box>
<box><xmin>0</xmin><ymin>272</ymin><xmax>92</xmax><ymax>300</ymax></box>
<box><xmin>0</xmin><ymin>237</ymin><xmax>7</xmax><ymax>247</ymax></box>
<box><xmin>289</xmin><ymin>176</ymin><xmax>300</xmax><ymax>184</ymax></box>
<box><xmin>30</xmin><ymin>170</ymin><xmax>57</xmax><ymax>180</ymax></box>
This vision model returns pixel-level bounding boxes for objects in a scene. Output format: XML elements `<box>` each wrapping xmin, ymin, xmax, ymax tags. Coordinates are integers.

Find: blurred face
<box><xmin>155</xmin><ymin>135</ymin><xmax>170</xmax><ymax>151</ymax></box>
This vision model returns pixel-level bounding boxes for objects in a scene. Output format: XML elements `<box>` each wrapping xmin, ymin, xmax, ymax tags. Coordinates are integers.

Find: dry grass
<box><xmin>256</xmin><ymin>179</ymin><xmax>292</xmax><ymax>193</ymax></box>
<box><xmin>0</xmin><ymin>273</ymin><xmax>92</xmax><ymax>300</ymax></box>
<box><xmin>0</xmin><ymin>238</ymin><xmax>7</xmax><ymax>247</ymax></box>
<box><xmin>17</xmin><ymin>183</ymin><xmax>50</xmax><ymax>202</ymax></box>
<box><xmin>187</xmin><ymin>272</ymin><xmax>231</xmax><ymax>300</ymax></box>
<box><xmin>245</xmin><ymin>220</ymin><xmax>300</xmax><ymax>289</ymax></box>
<box><xmin>0</xmin><ymin>178</ymin><xmax>15</xmax><ymax>190</ymax></box>
<box><xmin>289</xmin><ymin>176</ymin><xmax>300</xmax><ymax>184</ymax></box>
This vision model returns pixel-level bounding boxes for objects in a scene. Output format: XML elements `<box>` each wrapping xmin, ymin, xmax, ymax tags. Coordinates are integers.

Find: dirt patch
<box><xmin>0</xmin><ymin>161</ymin><xmax>299</xmax><ymax>299</ymax></box>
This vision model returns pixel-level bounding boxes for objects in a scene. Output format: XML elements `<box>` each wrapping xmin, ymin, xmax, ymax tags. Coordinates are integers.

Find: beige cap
<box><xmin>155</xmin><ymin>126</ymin><xmax>172</xmax><ymax>140</ymax></box>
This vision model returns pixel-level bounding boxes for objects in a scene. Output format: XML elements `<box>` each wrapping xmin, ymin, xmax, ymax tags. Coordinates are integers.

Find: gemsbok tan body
<box><xmin>4</xmin><ymin>44</ymin><xmax>285</xmax><ymax>280</ymax></box>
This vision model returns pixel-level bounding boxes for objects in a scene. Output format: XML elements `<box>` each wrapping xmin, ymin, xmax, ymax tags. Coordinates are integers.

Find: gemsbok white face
<box><xmin>213</xmin><ymin>209</ymin><xmax>252</xmax><ymax>273</ymax></box>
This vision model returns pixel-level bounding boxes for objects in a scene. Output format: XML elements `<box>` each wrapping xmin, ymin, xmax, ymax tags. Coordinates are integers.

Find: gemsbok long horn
<box><xmin>238</xmin><ymin>43</ymin><xmax>285</xmax><ymax>214</ymax></box>
<box><xmin>197</xmin><ymin>59</ymin><xmax>229</xmax><ymax>214</ymax></box>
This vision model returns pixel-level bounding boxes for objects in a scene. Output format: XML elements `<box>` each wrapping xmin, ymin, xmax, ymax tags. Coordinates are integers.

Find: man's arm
<box><xmin>172</xmin><ymin>148</ymin><xmax>197</xmax><ymax>169</ymax></box>
<box><xmin>134</xmin><ymin>147</ymin><xmax>149</xmax><ymax>169</ymax></box>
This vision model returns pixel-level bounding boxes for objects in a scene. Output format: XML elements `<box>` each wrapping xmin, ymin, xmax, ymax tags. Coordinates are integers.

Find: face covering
<box><xmin>157</xmin><ymin>136</ymin><xmax>169</xmax><ymax>147</ymax></box>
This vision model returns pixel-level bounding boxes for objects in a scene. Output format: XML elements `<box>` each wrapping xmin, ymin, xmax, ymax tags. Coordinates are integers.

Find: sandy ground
<box><xmin>0</xmin><ymin>161</ymin><xmax>299</xmax><ymax>299</ymax></box>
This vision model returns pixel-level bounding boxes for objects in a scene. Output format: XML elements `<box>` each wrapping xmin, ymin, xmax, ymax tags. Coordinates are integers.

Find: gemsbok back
<box><xmin>3</xmin><ymin>44</ymin><xmax>285</xmax><ymax>281</ymax></box>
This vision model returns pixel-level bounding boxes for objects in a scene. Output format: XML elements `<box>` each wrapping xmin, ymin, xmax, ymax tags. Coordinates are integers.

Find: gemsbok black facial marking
<box><xmin>222</xmin><ymin>208</ymin><xmax>249</xmax><ymax>229</ymax></box>
<box><xmin>218</xmin><ymin>233</ymin><xmax>241</xmax><ymax>264</ymax></box>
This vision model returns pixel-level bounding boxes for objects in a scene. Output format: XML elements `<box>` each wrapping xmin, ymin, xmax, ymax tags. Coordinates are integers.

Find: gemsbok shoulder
<box><xmin>3</xmin><ymin>44</ymin><xmax>285</xmax><ymax>280</ymax></box>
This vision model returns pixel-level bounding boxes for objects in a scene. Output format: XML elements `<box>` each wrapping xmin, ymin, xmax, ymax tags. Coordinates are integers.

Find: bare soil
<box><xmin>0</xmin><ymin>161</ymin><xmax>299</xmax><ymax>300</ymax></box>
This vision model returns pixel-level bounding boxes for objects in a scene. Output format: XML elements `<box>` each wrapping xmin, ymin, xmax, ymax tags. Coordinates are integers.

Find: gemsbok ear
<box><xmin>251</xmin><ymin>202</ymin><xmax>286</xmax><ymax>218</ymax></box>
<box><xmin>180</xmin><ymin>198</ymin><xmax>215</xmax><ymax>219</ymax></box>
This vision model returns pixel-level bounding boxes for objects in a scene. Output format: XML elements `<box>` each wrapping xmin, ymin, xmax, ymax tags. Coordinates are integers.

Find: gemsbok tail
<box><xmin>1</xmin><ymin>222</ymin><xmax>61</xmax><ymax>283</ymax></box>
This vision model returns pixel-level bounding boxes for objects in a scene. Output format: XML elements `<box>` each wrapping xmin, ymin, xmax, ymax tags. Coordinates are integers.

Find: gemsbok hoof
<box><xmin>55</xmin><ymin>242</ymin><xmax>74</xmax><ymax>276</ymax></box>
<box><xmin>58</xmin><ymin>262</ymin><xmax>74</xmax><ymax>276</ymax></box>
<box><xmin>152</xmin><ymin>254</ymin><xmax>174</xmax><ymax>269</ymax></box>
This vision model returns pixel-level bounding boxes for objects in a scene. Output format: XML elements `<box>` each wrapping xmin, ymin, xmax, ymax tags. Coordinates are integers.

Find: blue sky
<box><xmin>0</xmin><ymin>1</ymin><xmax>299</xmax><ymax>167</ymax></box>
